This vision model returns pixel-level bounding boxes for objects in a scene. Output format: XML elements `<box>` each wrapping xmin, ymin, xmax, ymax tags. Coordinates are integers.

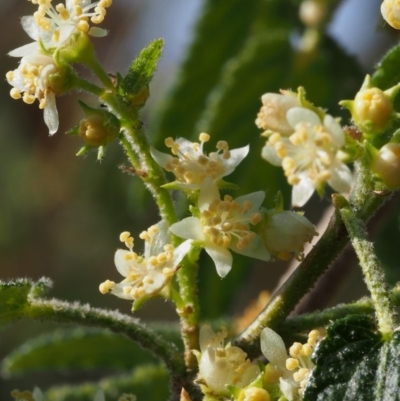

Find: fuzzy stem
<box><xmin>335</xmin><ymin>195</ymin><xmax>396</xmax><ymax>336</ymax></box>
<box><xmin>22</xmin><ymin>298</ymin><xmax>185</xmax><ymax>376</ymax></box>
<box><xmin>74</xmin><ymin>77</ymin><xmax>105</xmax><ymax>97</ymax></box>
<box><xmin>278</xmin><ymin>286</ymin><xmax>400</xmax><ymax>341</ymax></box>
<box><xmin>235</xmin><ymin>163</ymin><xmax>389</xmax><ymax>357</ymax></box>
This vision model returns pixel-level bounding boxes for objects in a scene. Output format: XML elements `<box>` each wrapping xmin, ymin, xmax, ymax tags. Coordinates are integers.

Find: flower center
<box><xmin>201</xmin><ymin>195</ymin><xmax>261</xmax><ymax>250</ymax></box>
<box><xmin>164</xmin><ymin>133</ymin><xmax>232</xmax><ymax>185</ymax></box>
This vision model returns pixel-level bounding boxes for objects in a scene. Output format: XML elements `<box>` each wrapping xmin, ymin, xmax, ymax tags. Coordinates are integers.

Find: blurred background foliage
<box><xmin>1</xmin><ymin>0</ymin><xmax>400</xmax><ymax>399</ymax></box>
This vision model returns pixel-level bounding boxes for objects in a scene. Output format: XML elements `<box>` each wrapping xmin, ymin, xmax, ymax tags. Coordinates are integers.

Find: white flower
<box><xmin>194</xmin><ymin>324</ymin><xmax>260</xmax><ymax>396</ymax></box>
<box><xmin>169</xmin><ymin>178</ymin><xmax>270</xmax><ymax>278</ymax></box>
<box><xmin>6</xmin><ymin>54</ymin><xmax>59</xmax><ymax>134</ymax></box>
<box><xmin>262</xmin><ymin>107</ymin><xmax>352</xmax><ymax>207</ymax></box>
<box><xmin>260</xmin><ymin>328</ymin><xmax>321</xmax><ymax>401</ymax></box>
<box><xmin>9</xmin><ymin>0</ymin><xmax>111</xmax><ymax>58</ymax></box>
<box><xmin>151</xmin><ymin>133</ymin><xmax>249</xmax><ymax>191</ymax></box>
<box><xmin>99</xmin><ymin>221</ymin><xmax>192</xmax><ymax>307</ymax></box>
<box><xmin>255</xmin><ymin>91</ymin><xmax>300</xmax><ymax>136</ymax></box>
<box><xmin>11</xmin><ymin>387</ymin><xmax>44</xmax><ymax>401</ymax></box>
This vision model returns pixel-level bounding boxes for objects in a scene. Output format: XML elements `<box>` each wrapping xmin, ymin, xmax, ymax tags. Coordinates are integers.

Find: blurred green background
<box><xmin>1</xmin><ymin>0</ymin><xmax>400</xmax><ymax>399</ymax></box>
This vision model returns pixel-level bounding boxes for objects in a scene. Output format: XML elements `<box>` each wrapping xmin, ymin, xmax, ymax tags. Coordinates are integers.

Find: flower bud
<box><xmin>372</xmin><ymin>143</ymin><xmax>400</xmax><ymax>189</ymax></box>
<box><xmin>381</xmin><ymin>0</ymin><xmax>400</xmax><ymax>29</ymax></box>
<box><xmin>299</xmin><ymin>0</ymin><xmax>326</xmax><ymax>27</ymax></box>
<box><xmin>340</xmin><ymin>75</ymin><xmax>400</xmax><ymax>136</ymax></box>
<box><xmin>262</xmin><ymin>210</ymin><xmax>318</xmax><ymax>261</ymax></box>
<box><xmin>55</xmin><ymin>32</ymin><xmax>96</xmax><ymax>66</ymax></box>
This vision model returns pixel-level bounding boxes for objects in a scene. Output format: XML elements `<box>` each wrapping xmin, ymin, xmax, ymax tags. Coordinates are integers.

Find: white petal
<box><xmin>324</xmin><ymin>114</ymin><xmax>345</xmax><ymax>148</ymax></box>
<box><xmin>231</xmin><ymin>235</ymin><xmax>270</xmax><ymax>262</ymax></box>
<box><xmin>261</xmin><ymin>144</ymin><xmax>282</xmax><ymax>166</ymax></box>
<box><xmin>8</xmin><ymin>42</ymin><xmax>38</xmax><ymax>57</ymax></box>
<box><xmin>260</xmin><ymin>327</ymin><xmax>288</xmax><ymax>369</ymax></box>
<box><xmin>199</xmin><ymin>324</ymin><xmax>217</xmax><ymax>352</ymax></box>
<box><xmin>205</xmin><ymin>244</ymin><xmax>233</xmax><ymax>278</ymax></box>
<box><xmin>89</xmin><ymin>27</ymin><xmax>108</xmax><ymax>37</ymax></box>
<box><xmin>114</xmin><ymin>249</ymin><xmax>132</xmax><ymax>277</ymax></box>
<box><xmin>150</xmin><ymin>147</ymin><xmax>174</xmax><ymax>168</ymax></box>
<box><xmin>221</xmin><ymin>145</ymin><xmax>249</xmax><ymax>175</ymax></box>
<box><xmin>21</xmin><ymin>16</ymin><xmax>43</xmax><ymax>41</ymax></box>
<box><xmin>198</xmin><ymin>177</ymin><xmax>220</xmax><ymax>212</ymax></box>
<box><xmin>22</xmin><ymin>54</ymin><xmax>54</xmax><ymax>66</ymax></box>
<box><xmin>111</xmin><ymin>282</ymin><xmax>133</xmax><ymax>300</ymax></box>
<box><xmin>234</xmin><ymin>191</ymin><xmax>265</xmax><ymax>213</ymax></box>
<box><xmin>147</xmin><ymin>220</ymin><xmax>170</xmax><ymax>257</ymax></box>
<box><xmin>287</xmin><ymin>107</ymin><xmax>320</xmax><ymax>128</ymax></box>
<box><xmin>169</xmin><ymin>217</ymin><xmax>205</xmax><ymax>241</ymax></box>
<box><xmin>328</xmin><ymin>163</ymin><xmax>352</xmax><ymax>193</ymax></box>
<box><xmin>280</xmin><ymin>378</ymin><xmax>296</xmax><ymax>401</ymax></box>
<box><xmin>43</xmin><ymin>93</ymin><xmax>59</xmax><ymax>135</ymax></box>
<box><xmin>144</xmin><ymin>270</ymin><xmax>166</xmax><ymax>294</ymax></box>
<box><xmin>291</xmin><ymin>175</ymin><xmax>315</xmax><ymax>207</ymax></box>
<box><xmin>171</xmin><ymin>239</ymin><xmax>193</xmax><ymax>267</ymax></box>
<box><xmin>58</xmin><ymin>24</ymin><xmax>76</xmax><ymax>44</ymax></box>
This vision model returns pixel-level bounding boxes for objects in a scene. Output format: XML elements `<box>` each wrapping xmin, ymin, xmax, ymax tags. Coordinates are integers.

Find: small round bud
<box><xmin>372</xmin><ymin>143</ymin><xmax>400</xmax><ymax>189</ymax></box>
<box><xmin>299</xmin><ymin>0</ymin><xmax>326</xmax><ymax>27</ymax></box>
<box><xmin>353</xmin><ymin>88</ymin><xmax>393</xmax><ymax>133</ymax></box>
<box><xmin>381</xmin><ymin>0</ymin><xmax>400</xmax><ymax>29</ymax></box>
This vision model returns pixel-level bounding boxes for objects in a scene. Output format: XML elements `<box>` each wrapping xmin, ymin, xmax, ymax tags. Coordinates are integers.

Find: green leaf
<box><xmin>118</xmin><ymin>38</ymin><xmax>164</xmax><ymax>105</ymax></box>
<box><xmin>46</xmin><ymin>364</ymin><xmax>169</xmax><ymax>401</ymax></box>
<box><xmin>2</xmin><ymin>324</ymin><xmax>182</xmax><ymax>374</ymax></box>
<box><xmin>151</xmin><ymin>0</ymin><xmax>261</xmax><ymax>143</ymax></box>
<box><xmin>372</xmin><ymin>44</ymin><xmax>400</xmax><ymax>90</ymax></box>
<box><xmin>0</xmin><ymin>279</ymin><xmax>35</xmax><ymax>326</ymax></box>
<box><xmin>2</xmin><ymin>328</ymin><xmax>156</xmax><ymax>374</ymax></box>
<box><xmin>304</xmin><ymin>315</ymin><xmax>400</xmax><ymax>401</ymax></box>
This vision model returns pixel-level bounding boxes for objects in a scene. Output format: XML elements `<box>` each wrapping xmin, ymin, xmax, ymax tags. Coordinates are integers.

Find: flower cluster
<box><xmin>151</xmin><ymin>133</ymin><xmax>249</xmax><ymax>191</ymax></box>
<box><xmin>6</xmin><ymin>0</ymin><xmax>111</xmax><ymax>135</ymax></box>
<box><xmin>169</xmin><ymin>178</ymin><xmax>270</xmax><ymax>278</ymax></box>
<box><xmin>257</xmin><ymin>93</ymin><xmax>352</xmax><ymax>206</ymax></box>
<box><xmin>194</xmin><ymin>325</ymin><xmax>260</xmax><ymax>397</ymax></box>
<box><xmin>261</xmin><ymin>328</ymin><xmax>321</xmax><ymax>400</ymax></box>
<box><xmin>99</xmin><ymin>221</ymin><xmax>192</xmax><ymax>310</ymax></box>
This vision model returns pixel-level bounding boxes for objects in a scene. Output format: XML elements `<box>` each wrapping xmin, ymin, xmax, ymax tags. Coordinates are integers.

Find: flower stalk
<box><xmin>334</xmin><ymin>194</ymin><xmax>396</xmax><ymax>336</ymax></box>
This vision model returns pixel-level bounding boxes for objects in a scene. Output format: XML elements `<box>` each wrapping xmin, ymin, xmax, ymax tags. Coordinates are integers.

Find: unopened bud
<box><xmin>372</xmin><ymin>143</ymin><xmax>400</xmax><ymax>189</ymax></box>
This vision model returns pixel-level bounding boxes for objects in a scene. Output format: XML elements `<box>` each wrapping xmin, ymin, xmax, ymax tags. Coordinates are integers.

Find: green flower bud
<box><xmin>47</xmin><ymin>63</ymin><xmax>77</xmax><ymax>95</ymax></box>
<box><xmin>262</xmin><ymin>209</ymin><xmax>318</xmax><ymax>261</ymax></box>
<box><xmin>340</xmin><ymin>75</ymin><xmax>400</xmax><ymax>137</ymax></box>
<box><xmin>371</xmin><ymin>143</ymin><xmax>400</xmax><ymax>189</ymax></box>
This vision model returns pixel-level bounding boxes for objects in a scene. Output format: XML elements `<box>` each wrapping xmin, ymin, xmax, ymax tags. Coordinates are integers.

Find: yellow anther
<box><xmin>99</xmin><ymin>280</ymin><xmax>115</xmax><ymax>294</ymax></box>
<box><xmin>288</xmin><ymin>174</ymin><xmax>300</xmax><ymax>185</ymax></box>
<box><xmin>286</xmin><ymin>358</ymin><xmax>300</xmax><ymax>370</ymax></box>
<box><xmin>282</xmin><ymin>156</ymin><xmax>295</xmax><ymax>172</ymax></box>
<box><xmin>143</xmin><ymin>276</ymin><xmax>154</xmax><ymax>285</ymax></box>
<box><xmin>148</xmin><ymin>256</ymin><xmax>158</xmax><ymax>267</ymax></box>
<box><xmin>39</xmin><ymin>98</ymin><xmax>47</xmax><ymax>109</ymax></box>
<box><xmin>157</xmin><ymin>253</ymin><xmax>168</xmax><ymax>264</ymax></box>
<box><xmin>120</xmin><ymin>231</ymin><xmax>131</xmax><ymax>242</ymax></box>
<box><xmin>123</xmin><ymin>252</ymin><xmax>134</xmax><ymax>261</ymax></box>
<box><xmin>221</xmin><ymin>221</ymin><xmax>232</xmax><ymax>231</ymax></box>
<box><xmin>184</xmin><ymin>171</ymin><xmax>195</xmax><ymax>183</ymax></box>
<box><xmin>268</xmin><ymin>133</ymin><xmax>282</xmax><ymax>145</ymax></box>
<box><xmin>163</xmin><ymin>267</ymin><xmax>175</xmax><ymax>277</ymax></box>
<box><xmin>275</xmin><ymin>142</ymin><xmax>287</xmax><ymax>158</ymax></box>
<box><xmin>301</xmin><ymin>343</ymin><xmax>313</xmax><ymax>356</ymax></box>
<box><xmin>223</xmin><ymin>194</ymin><xmax>233</xmax><ymax>202</ymax></box>
<box><xmin>139</xmin><ymin>231</ymin><xmax>151</xmax><ymax>242</ymax></box>
<box><xmin>289</xmin><ymin>342</ymin><xmax>303</xmax><ymax>358</ymax></box>
<box><xmin>199</xmin><ymin>132</ymin><xmax>210</xmax><ymax>142</ymax></box>
<box><xmin>165</xmin><ymin>137</ymin><xmax>175</xmax><ymax>147</ymax></box>
<box><xmin>23</xmin><ymin>93</ymin><xmax>36</xmax><ymax>104</ymax></box>
<box><xmin>216</xmin><ymin>140</ymin><xmax>228</xmax><ymax>150</ymax></box>
<box><xmin>308</xmin><ymin>329</ymin><xmax>320</xmax><ymax>338</ymax></box>
<box><xmin>10</xmin><ymin>88</ymin><xmax>21</xmax><ymax>99</ymax></box>
<box><xmin>77</xmin><ymin>20</ymin><xmax>90</xmax><ymax>32</ymax></box>
<box><xmin>249</xmin><ymin>212</ymin><xmax>261</xmax><ymax>224</ymax></box>
<box><xmin>293</xmin><ymin>368</ymin><xmax>309</xmax><ymax>382</ymax></box>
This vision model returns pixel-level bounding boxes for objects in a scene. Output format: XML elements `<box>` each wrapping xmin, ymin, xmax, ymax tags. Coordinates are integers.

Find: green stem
<box><xmin>176</xmin><ymin>247</ymin><xmax>201</xmax><ymax>371</ymax></box>
<box><xmin>100</xmin><ymin>92</ymin><xmax>201</xmax><ymax>368</ymax></box>
<box><xmin>335</xmin><ymin>195</ymin><xmax>396</xmax><ymax>336</ymax></box>
<box><xmin>278</xmin><ymin>286</ymin><xmax>400</xmax><ymax>342</ymax></box>
<box><xmin>74</xmin><ymin>77</ymin><xmax>105</xmax><ymax>97</ymax></box>
<box><xmin>84</xmin><ymin>57</ymin><xmax>114</xmax><ymax>91</ymax></box>
<box><xmin>23</xmin><ymin>298</ymin><xmax>185</xmax><ymax>376</ymax></box>
<box><xmin>235</xmin><ymin>165</ymin><xmax>388</xmax><ymax>357</ymax></box>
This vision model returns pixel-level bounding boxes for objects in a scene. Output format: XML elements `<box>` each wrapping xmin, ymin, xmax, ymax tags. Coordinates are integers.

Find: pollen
<box><xmin>99</xmin><ymin>280</ymin><xmax>115</xmax><ymax>294</ymax></box>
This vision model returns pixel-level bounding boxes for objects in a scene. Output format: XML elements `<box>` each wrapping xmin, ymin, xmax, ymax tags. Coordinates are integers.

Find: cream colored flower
<box><xmin>6</xmin><ymin>54</ymin><xmax>59</xmax><ymax>134</ymax></box>
<box><xmin>256</xmin><ymin>91</ymin><xmax>300</xmax><ymax>136</ymax></box>
<box><xmin>99</xmin><ymin>221</ymin><xmax>192</xmax><ymax>308</ymax></box>
<box><xmin>262</xmin><ymin>107</ymin><xmax>352</xmax><ymax>207</ymax></box>
<box><xmin>9</xmin><ymin>0</ymin><xmax>111</xmax><ymax>58</ymax></box>
<box><xmin>194</xmin><ymin>325</ymin><xmax>260</xmax><ymax>397</ymax></box>
<box><xmin>151</xmin><ymin>133</ymin><xmax>249</xmax><ymax>191</ymax></box>
<box><xmin>169</xmin><ymin>178</ymin><xmax>270</xmax><ymax>278</ymax></box>
<box><xmin>260</xmin><ymin>328</ymin><xmax>321</xmax><ymax>400</ymax></box>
